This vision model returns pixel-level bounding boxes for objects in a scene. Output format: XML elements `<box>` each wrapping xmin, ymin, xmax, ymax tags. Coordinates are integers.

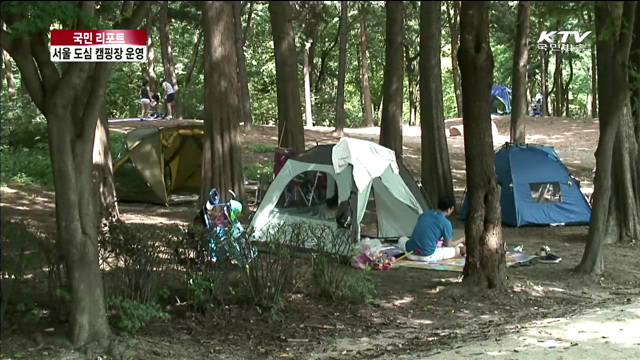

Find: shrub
<box><xmin>0</xmin><ymin>145</ymin><xmax>53</xmax><ymax>186</ymax></box>
<box><xmin>99</xmin><ymin>221</ymin><xmax>181</xmax><ymax>304</ymax></box>
<box><xmin>106</xmin><ymin>296</ymin><xmax>170</xmax><ymax>335</ymax></box>
<box><xmin>243</xmin><ymin>163</ymin><xmax>273</xmax><ymax>181</ymax></box>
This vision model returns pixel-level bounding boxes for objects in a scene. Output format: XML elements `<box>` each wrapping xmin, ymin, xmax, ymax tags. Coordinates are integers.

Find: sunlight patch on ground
<box><xmin>0</xmin><ymin>186</ymin><xmax>18</xmax><ymax>193</ymax></box>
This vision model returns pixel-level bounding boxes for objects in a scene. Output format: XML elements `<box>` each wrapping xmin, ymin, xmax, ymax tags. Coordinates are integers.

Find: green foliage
<box><xmin>106</xmin><ymin>296</ymin><xmax>170</xmax><ymax>335</ymax></box>
<box><xmin>109</xmin><ymin>132</ymin><xmax>128</xmax><ymax>162</ymax></box>
<box><xmin>243</xmin><ymin>163</ymin><xmax>273</xmax><ymax>182</ymax></box>
<box><xmin>248</xmin><ymin>143</ymin><xmax>277</xmax><ymax>153</ymax></box>
<box><xmin>0</xmin><ymin>145</ymin><xmax>53</xmax><ymax>187</ymax></box>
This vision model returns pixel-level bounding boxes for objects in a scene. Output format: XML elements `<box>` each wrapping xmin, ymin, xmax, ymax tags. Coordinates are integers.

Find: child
<box><xmin>140</xmin><ymin>79</ymin><xmax>151</xmax><ymax>119</ymax></box>
<box><xmin>161</xmin><ymin>79</ymin><xmax>175</xmax><ymax>120</ymax></box>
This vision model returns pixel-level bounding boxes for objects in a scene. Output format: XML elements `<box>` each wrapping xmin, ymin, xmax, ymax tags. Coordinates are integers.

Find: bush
<box><xmin>241</xmin><ymin>224</ymin><xmax>310</xmax><ymax>312</ymax></box>
<box><xmin>243</xmin><ymin>163</ymin><xmax>273</xmax><ymax>182</ymax></box>
<box><xmin>308</xmin><ymin>225</ymin><xmax>377</xmax><ymax>304</ymax></box>
<box><xmin>106</xmin><ymin>296</ymin><xmax>170</xmax><ymax>335</ymax></box>
<box><xmin>99</xmin><ymin>221</ymin><xmax>181</xmax><ymax>304</ymax></box>
<box><xmin>0</xmin><ymin>145</ymin><xmax>53</xmax><ymax>186</ymax></box>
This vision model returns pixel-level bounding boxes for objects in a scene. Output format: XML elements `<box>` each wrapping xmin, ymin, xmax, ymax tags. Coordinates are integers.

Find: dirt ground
<box><xmin>2</xmin><ymin>116</ymin><xmax>639</xmax><ymax>360</ymax></box>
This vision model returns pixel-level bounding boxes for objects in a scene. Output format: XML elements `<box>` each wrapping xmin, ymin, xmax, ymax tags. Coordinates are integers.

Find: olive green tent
<box><xmin>113</xmin><ymin>124</ymin><xmax>204</xmax><ymax>204</ymax></box>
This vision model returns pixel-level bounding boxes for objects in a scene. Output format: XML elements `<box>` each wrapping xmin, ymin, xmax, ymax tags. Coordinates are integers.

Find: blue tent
<box><xmin>491</xmin><ymin>85</ymin><xmax>512</xmax><ymax>115</ymax></box>
<box><xmin>459</xmin><ymin>143</ymin><xmax>591</xmax><ymax>227</ymax></box>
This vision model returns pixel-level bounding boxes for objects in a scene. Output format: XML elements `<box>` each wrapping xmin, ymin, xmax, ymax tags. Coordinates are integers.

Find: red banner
<box><xmin>50</xmin><ymin>30</ymin><xmax>146</xmax><ymax>46</ymax></box>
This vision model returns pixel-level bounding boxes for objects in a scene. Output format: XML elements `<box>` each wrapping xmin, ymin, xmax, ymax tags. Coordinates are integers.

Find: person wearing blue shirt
<box><xmin>401</xmin><ymin>196</ymin><xmax>466</xmax><ymax>261</ymax></box>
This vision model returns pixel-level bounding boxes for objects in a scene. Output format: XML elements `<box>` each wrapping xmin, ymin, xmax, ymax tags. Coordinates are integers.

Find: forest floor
<box><xmin>2</xmin><ymin>116</ymin><xmax>640</xmax><ymax>360</ymax></box>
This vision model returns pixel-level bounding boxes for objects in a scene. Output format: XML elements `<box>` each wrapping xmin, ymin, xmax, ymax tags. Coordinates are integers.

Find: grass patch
<box><xmin>247</xmin><ymin>143</ymin><xmax>277</xmax><ymax>153</ymax></box>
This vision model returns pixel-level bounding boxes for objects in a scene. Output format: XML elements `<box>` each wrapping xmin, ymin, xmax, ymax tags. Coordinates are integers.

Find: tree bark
<box><xmin>2</xmin><ymin>50</ymin><xmax>16</xmax><ymax>96</ymax></box>
<box><xmin>510</xmin><ymin>1</ymin><xmax>530</xmax><ymax>144</ymax></box>
<box><xmin>591</xmin><ymin>41</ymin><xmax>598</xmax><ymax>118</ymax></box>
<box><xmin>233</xmin><ymin>1</ymin><xmax>254</xmax><ymax>131</ymax></box>
<box><xmin>304</xmin><ymin>42</ymin><xmax>314</xmax><ymax>128</ymax></box>
<box><xmin>404</xmin><ymin>41</ymin><xmax>418</xmax><ymax>127</ymax></box>
<box><xmin>334</xmin><ymin>0</ymin><xmax>348</xmax><ymax>136</ymax></box>
<box><xmin>201</xmin><ymin>1</ymin><xmax>245</xmax><ymax>205</ymax></box>
<box><xmin>160</xmin><ymin>1</ymin><xmax>183</xmax><ymax>119</ymax></box>
<box><xmin>92</xmin><ymin>103</ymin><xmax>119</xmax><ymax>223</ymax></box>
<box><xmin>458</xmin><ymin>1</ymin><xmax>506</xmax><ymax>290</ymax></box>
<box><xmin>563</xmin><ymin>53</ymin><xmax>574</xmax><ymax>117</ymax></box>
<box><xmin>448</xmin><ymin>1</ymin><xmax>463</xmax><ymax>117</ymax></box>
<box><xmin>144</xmin><ymin>12</ymin><xmax>156</xmax><ymax>93</ymax></box>
<box><xmin>379</xmin><ymin>1</ymin><xmax>404</xmax><ymax>157</ymax></box>
<box><xmin>577</xmin><ymin>1</ymin><xmax>637</xmax><ymax>277</ymax></box>
<box><xmin>553</xmin><ymin>36</ymin><xmax>563</xmax><ymax>117</ymax></box>
<box><xmin>359</xmin><ymin>3</ymin><xmax>374</xmax><ymax>128</ymax></box>
<box><xmin>541</xmin><ymin>49</ymin><xmax>549</xmax><ymax>116</ymax></box>
<box><xmin>420</xmin><ymin>0</ymin><xmax>454</xmax><ymax>207</ymax></box>
<box><xmin>269</xmin><ymin>1</ymin><xmax>305</xmax><ymax>153</ymax></box>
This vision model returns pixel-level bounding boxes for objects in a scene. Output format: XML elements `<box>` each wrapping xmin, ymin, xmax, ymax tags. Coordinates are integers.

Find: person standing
<box><xmin>161</xmin><ymin>79</ymin><xmax>175</xmax><ymax>120</ymax></box>
<box><xmin>140</xmin><ymin>79</ymin><xmax>151</xmax><ymax>120</ymax></box>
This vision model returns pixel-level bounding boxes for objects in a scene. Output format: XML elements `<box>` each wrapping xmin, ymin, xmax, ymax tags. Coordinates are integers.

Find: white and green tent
<box><xmin>249</xmin><ymin>138</ymin><xmax>430</xmax><ymax>248</ymax></box>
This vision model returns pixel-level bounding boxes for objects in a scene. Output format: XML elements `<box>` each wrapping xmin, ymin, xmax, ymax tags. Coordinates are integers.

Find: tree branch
<box><xmin>30</xmin><ymin>33</ymin><xmax>60</xmax><ymax>87</ymax></box>
<box><xmin>1</xmin><ymin>28</ymin><xmax>45</xmax><ymax>111</ymax></box>
<box><xmin>617</xmin><ymin>1</ymin><xmax>637</xmax><ymax>62</ymax></box>
<box><xmin>119</xmin><ymin>1</ymin><xmax>152</xmax><ymax>29</ymax></box>
<box><xmin>243</xmin><ymin>1</ymin><xmax>254</xmax><ymax>47</ymax></box>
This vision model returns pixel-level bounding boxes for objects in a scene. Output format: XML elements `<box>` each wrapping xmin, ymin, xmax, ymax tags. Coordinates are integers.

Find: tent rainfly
<box><xmin>249</xmin><ymin>138</ymin><xmax>430</xmax><ymax>251</ymax></box>
<box><xmin>113</xmin><ymin>124</ymin><xmax>204</xmax><ymax>204</ymax></box>
<box><xmin>459</xmin><ymin>143</ymin><xmax>592</xmax><ymax>227</ymax></box>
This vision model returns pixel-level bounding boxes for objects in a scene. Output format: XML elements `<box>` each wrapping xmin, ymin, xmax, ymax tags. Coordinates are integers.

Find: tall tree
<box><xmin>379</xmin><ymin>1</ymin><xmax>404</xmax><ymax>156</ymax></box>
<box><xmin>304</xmin><ymin>41</ymin><xmax>314</xmax><ymax>128</ymax></box>
<box><xmin>233</xmin><ymin>1</ymin><xmax>254</xmax><ymax>130</ymax></box>
<box><xmin>359</xmin><ymin>2</ymin><xmax>374</xmax><ymax>127</ymax></box>
<box><xmin>577</xmin><ymin>1</ymin><xmax>637</xmax><ymax>276</ymax></box>
<box><xmin>510</xmin><ymin>1</ymin><xmax>530</xmax><ymax>144</ymax></box>
<box><xmin>201</xmin><ymin>1</ymin><xmax>245</xmax><ymax>205</ymax></box>
<box><xmin>144</xmin><ymin>11</ymin><xmax>156</xmax><ymax>92</ymax></box>
<box><xmin>160</xmin><ymin>1</ymin><xmax>183</xmax><ymax>119</ymax></box>
<box><xmin>563</xmin><ymin>52</ymin><xmax>574</xmax><ymax>117</ymax></box>
<box><xmin>447</xmin><ymin>1</ymin><xmax>463</xmax><ymax>117</ymax></box>
<box><xmin>541</xmin><ymin>49</ymin><xmax>549</xmax><ymax>116</ymax></box>
<box><xmin>335</xmin><ymin>1</ymin><xmax>348</xmax><ymax>136</ymax></box>
<box><xmin>183</xmin><ymin>30</ymin><xmax>202</xmax><ymax>93</ymax></box>
<box><xmin>591</xmin><ymin>41</ymin><xmax>598</xmax><ymax>118</ymax></box>
<box><xmin>93</xmin><ymin>104</ymin><xmax>119</xmax><ymax>223</ymax></box>
<box><xmin>269</xmin><ymin>1</ymin><xmax>305</xmax><ymax>153</ymax></box>
<box><xmin>458</xmin><ymin>1</ymin><xmax>506</xmax><ymax>289</ymax></box>
<box><xmin>1</xmin><ymin>1</ymin><xmax>149</xmax><ymax>347</ymax></box>
<box><xmin>420</xmin><ymin>0</ymin><xmax>454</xmax><ymax>206</ymax></box>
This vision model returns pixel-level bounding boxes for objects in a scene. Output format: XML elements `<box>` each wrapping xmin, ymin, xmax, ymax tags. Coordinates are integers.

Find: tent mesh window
<box><xmin>529</xmin><ymin>182</ymin><xmax>562</xmax><ymax>203</ymax></box>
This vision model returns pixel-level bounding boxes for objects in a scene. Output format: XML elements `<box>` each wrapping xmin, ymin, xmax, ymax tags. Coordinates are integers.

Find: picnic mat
<box><xmin>393</xmin><ymin>252</ymin><xmax>536</xmax><ymax>272</ymax></box>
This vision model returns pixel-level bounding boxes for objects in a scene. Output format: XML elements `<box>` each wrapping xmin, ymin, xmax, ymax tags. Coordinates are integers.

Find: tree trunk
<box><xmin>404</xmin><ymin>42</ymin><xmax>418</xmax><ymax>127</ymax></box>
<box><xmin>541</xmin><ymin>50</ymin><xmax>549</xmax><ymax>116</ymax></box>
<box><xmin>144</xmin><ymin>12</ymin><xmax>156</xmax><ymax>93</ymax></box>
<box><xmin>448</xmin><ymin>1</ymin><xmax>463</xmax><ymax>117</ymax></box>
<box><xmin>233</xmin><ymin>1</ymin><xmax>253</xmax><ymax>131</ymax></box>
<box><xmin>335</xmin><ymin>0</ymin><xmax>348</xmax><ymax>136</ymax></box>
<box><xmin>563</xmin><ymin>53</ymin><xmax>574</xmax><ymax>117</ymax></box>
<box><xmin>304</xmin><ymin>42</ymin><xmax>314</xmax><ymax>128</ymax></box>
<box><xmin>92</xmin><ymin>103</ymin><xmax>119</xmax><ymax>223</ymax></box>
<box><xmin>201</xmin><ymin>1</ymin><xmax>245</xmax><ymax>205</ymax></box>
<box><xmin>420</xmin><ymin>0</ymin><xmax>455</xmax><ymax>207</ymax></box>
<box><xmin>360</xmin><ymin>3</ymin><xmax>374</xmax><ymax>128</ymax></box>
<box><xmin>269</xmin><ymin>1</ymin><xmax>306</xmax><ymax>153</ymax></box>
<box><xmin>379</xmin><ymin>1</ymin><xmax>404</xmax><ymax>157</ymax></box>
<box><xmin>160</xmin><ymin>1</ymin><xmax>183</xmax><ymax>119</ymax></box>
<box><xmin>591</xmin><ymin>41</ymin><xmax>598</xmax><ymax>118</ymax></box>
<box><xmin>2</xmin><ymin>50</ymin><xmax>16</xmax><ymax>96</ymax></box>
<box><xmin>510</xmin><ymin>1</ymin><xmax>530</xmax><ymax>144</ymax></box>
<box><xmin>458</xmin><ymin>1</ymin><xmax>506</xmax><ymax>290</ymax></box>
<box><xmin>553</xmin><ymin>47</ymin><xmax>563</xmax><ymax>117</ymax></box>
<box><xmin>183</xmin><ymin>30</ymin><xmax>202</xmax><ymax>94</ymax></box>
<box><xmin>577</xmin><ymin>1</ymin><xmax>636</xmax><ymax>277</ymax></box>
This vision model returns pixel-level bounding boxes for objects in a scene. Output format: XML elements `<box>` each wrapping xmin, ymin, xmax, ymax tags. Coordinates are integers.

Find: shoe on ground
<box><xmin>166</xmin><ymin>115</ymin><xmax>173</xmax><ymax>120</ymax></box>
<box><xmin>537</xmin><ymin>253</ymin><xmax>562</xmax><ymax>264</ymax></box>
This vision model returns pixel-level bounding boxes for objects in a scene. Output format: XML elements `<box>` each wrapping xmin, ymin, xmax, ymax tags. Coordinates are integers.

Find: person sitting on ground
<box><xmin>161</xmin><ymin>79</ymin><xmax>175</xmax><ymax>120</ymax></box>
<box><xmin>149</xmin><ymin>93</ymin><xmax>161</xmax><ymax>118</ymax></box>
<box><xmin>140</xmin><ymin>79</ymin><xmax>151</xmax><ymax>119</ymax></box>
<box><xmin>400</xmin><ymin>196</ymin><xmax>466</xmax><ymax>262</ymax></box>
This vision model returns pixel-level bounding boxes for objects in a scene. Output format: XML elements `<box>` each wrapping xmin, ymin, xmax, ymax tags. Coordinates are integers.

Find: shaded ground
<box><xmin>3</xmin><ymin>116</ymin><xmax>638</xmax><ymax>360</ymax></box>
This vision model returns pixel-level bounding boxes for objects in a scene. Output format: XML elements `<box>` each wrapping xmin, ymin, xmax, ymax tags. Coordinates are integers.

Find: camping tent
<box><xmin>459</xmin><ymin>143</ymin><xmax>591</xmax><ymax>227</ymax></box>
<box><xmin>491</xmin><ymin>85</ymin><xmax>512</xmax><ymax>115</ymax></box>
<box><xmin>249</xmin><ymin>138</ymin><xmax>430</xmax><ymax>248</ymax></box>
<box><xmin>113</xmin><ymin>124</ymin><xmax>204</xmax><ymax>204</ymax></box>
